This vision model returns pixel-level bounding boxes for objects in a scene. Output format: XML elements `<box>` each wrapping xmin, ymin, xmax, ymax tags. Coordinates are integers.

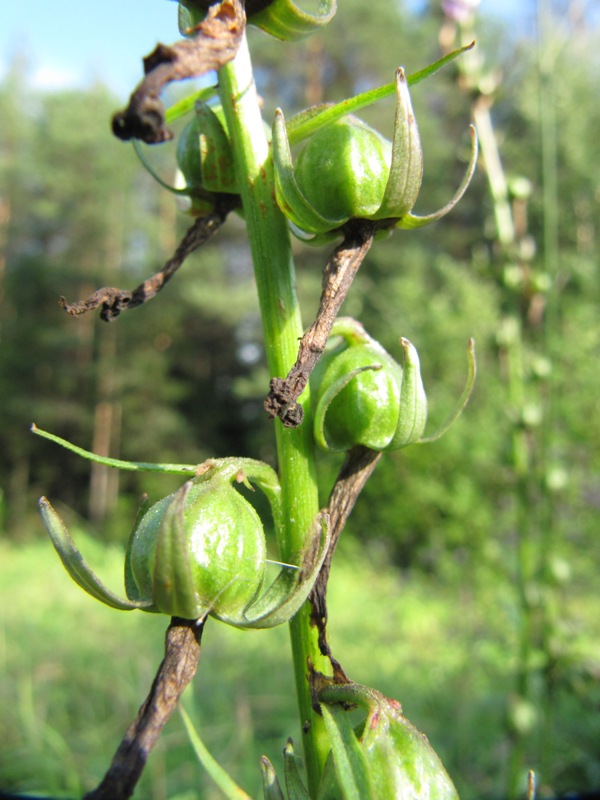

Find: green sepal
<box><xmin>318</xmin><ymin>703</ymin><xmax>374</xmax><ymax>800</ymax></box>
<box><xmin>195</xmin><ymin>103</ymin><xmax>238</xmax><ymax>193</ymax></box>
<box><xmin>250</xmin><ymin>0</ymin><xmax>337</xmax><ymax>41</ymax></box>
<box><xmin>177</xmin><ymin>2</ymin><xmax>205</xmax><ymax>36</ymax></box>
<box><xmin>38</xmin><ymin>497</ymin><xmax>154</xmax><ymax>612</ymax></box>
<box><xmin>375</xmin><ymin>68</ymin><xmax>423</xmax><ymax>220</ymax></box>
<box><xmin>313</xmin><ymin>364</ymin><xmax>387</xmax><ymax>453</ymax></box>
<box><xmin>397</xmin><ymin>125</ymin><xmax>478</xmax><ymax>230</ymax></box>
<box><xmin>124</xmin><ymin>495</ymin><xmax>151</xmax><ymax>603</ymax></box>
<box><xmin>153</xmin><ymin>481</ymin><xmax>202</xmax><ymax>619</ymax></box>
<box><xmin>272</xmin><ymin>109</ymin><xmax>347</xmax><ymax>236</ymax></box>
<box><xmin>389</xmin><ymin>337</ymin><xmax>428</xmax><ymax>449</ymax></box>
<box><xmin>261</xmin><ymin>756</ymin><xmax>286</xmax><ymax>800</ymax></box>
<box><xmin>318</xmin><ymin>683</ymin><xmax>459</xmax><ymax>800</ymax></box>
<box><xmin>419</xmin><ymin>338</ymin><xmax>477</xmax><ymax>443</ymax></box>
<box><xmin>283</xmin><ymin>739</ymin><xmax>311</xmax><ymax>800</ymax></box>
<box><xmin>235</xmin><ymin>512</ymin><xmax>330</xmax><ymax>629</ymax></box>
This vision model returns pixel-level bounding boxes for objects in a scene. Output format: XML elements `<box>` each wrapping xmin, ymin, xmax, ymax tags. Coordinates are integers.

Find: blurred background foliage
<box><xmin>1</xmin><ymin>0</ymin><xmax>599</xmax><ymax>798</ymax></box>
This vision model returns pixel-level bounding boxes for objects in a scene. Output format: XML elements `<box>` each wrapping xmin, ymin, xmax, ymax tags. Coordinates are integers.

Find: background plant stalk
<box><xmin>218</xmin><ymin>33</ymin><xmax>332</xmax><ymax>793</ymax></box>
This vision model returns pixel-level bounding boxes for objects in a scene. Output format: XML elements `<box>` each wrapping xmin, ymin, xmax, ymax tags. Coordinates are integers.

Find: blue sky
<box><xmin>1</xmin><ymin>1</ymin><xmax>527</xmax><ymax>99</ymax></box>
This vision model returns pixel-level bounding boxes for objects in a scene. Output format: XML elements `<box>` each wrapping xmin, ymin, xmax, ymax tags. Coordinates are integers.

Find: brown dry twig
<box><xmin>83</xmin><ymin>617</ymin><xmax>206</xmax><ymax>800</ymax></box>
<box><xmin>61</xmin><ymin>199</ymin><xmax>237</xmax><ymax>321</ymax></box>
<box><xmin>112</xmin><ymin>0</ymin><xmax>246</xmax><ymax>144</ymax></box>
<box><xmin>264</xmin><ymin>219</ymin><xmax>377</xmax><ymax>427</ymax></box>
<box><xmin>309</xmin><ymin>445</ymin><xmax>382</xmax><ymax>684</ymax></box>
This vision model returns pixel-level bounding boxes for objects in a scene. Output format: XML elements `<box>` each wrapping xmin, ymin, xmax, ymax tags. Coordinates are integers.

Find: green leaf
<box><xmin>180</xmin><ymin>706</ymin><xmax>253</xmax><ymax>799</ymax></box>
<box><xmin>286</xmin><ymin>43</ymin><xmax>475</xmax><ymax>146</ymax></box>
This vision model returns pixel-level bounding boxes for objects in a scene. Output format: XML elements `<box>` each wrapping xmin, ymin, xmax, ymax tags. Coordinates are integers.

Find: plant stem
<box><xmin>218</xmin><ymin>33</ymin><xmax>332</xmax><ymax>793</ymax></box>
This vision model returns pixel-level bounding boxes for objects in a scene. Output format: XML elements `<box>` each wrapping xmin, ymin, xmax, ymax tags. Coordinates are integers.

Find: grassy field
<box><xmin>1</xmin><ymin>527</ymin><xmax>599</xmax><ymax>800</ymax></box>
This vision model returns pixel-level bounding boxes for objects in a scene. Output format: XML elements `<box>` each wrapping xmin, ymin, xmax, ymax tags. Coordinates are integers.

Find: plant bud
<box><xmin>176</xmin><ymin>104</ymin><xmax>238</xmax><ymax>205</ymax></box>
<box><xmin>127</xmin><ymin>474</ymin><xmax>266</xmax><ymax>621</ymax></box>
<box><xmin>40</xmin><ymin>454</ymin><xmax>330</xmax><ymax>630</ymax></box>
<box><xmin>312</xmin><ymin>319</ymin><xmax>427</xmax><ymax>453</ymax></box>
<box><xmin>318</xmin><ymin>682</ymin><xmax>459</xmax><ymax>800</ymax></box>
<box><xmin>294</xmin><ymin>117</ymin><xmax>392</xmax><ymax>223</ymax></box>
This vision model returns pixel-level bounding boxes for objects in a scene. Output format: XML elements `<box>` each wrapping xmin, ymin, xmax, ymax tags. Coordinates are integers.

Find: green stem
<box><xmin>218</xmin><ymin>34</ymin><xmax>332</xmax><ymax>793</ymax></box>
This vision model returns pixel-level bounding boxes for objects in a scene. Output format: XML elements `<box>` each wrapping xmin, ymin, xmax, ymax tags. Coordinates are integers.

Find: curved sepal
<box><xmin>195</xmin><ymin>103</ymin><xmax>238</xmax><ymax>194</ymax></box>
<box><xmin>38</xmin><ymin>497</ymin><xmax>153</xmax><ymax>612</ymax></box>
<box><xmin>124</xmin><ymin>495</ymin><xmax>151</xmax><ymax>603</ymax></box>
<box><xmin>376</xmin><ymin>68</ymin><xmax>423</xmax><ymax>220</ymax></box>
<box><xmin>314</xmin><ymin>364</ymin><xmax>384</xmax><ymax>453</ymax></box>
<box><xmin>283</xmin><ymin>739</ymin><xmax>311</xmax><ymax>800</ymax></box>
<box><xmin>231</xmin><ymin>512</ymin><xmax>330</xmax><ymax>629</ymax></box>
<box><xmin>272</xmin><ymin>109</ymin><xmax>346</xmax><ymax>235</ymax></box>
<box><xmin>390</xmin><ymin>338</ymin><xmax>428</xmax><ymax>449</ymax></box>
<box><xmin>398</xmin><ymin>125</ymin><xmax>478</xmax><ymax>229</ymax></box>
<box><xmin>250</xmin><ymin>0</ymin><xmax>337</xmax><ymax>42</ymax></box>
<box><xmin>153</xmin><ymin>481</ymin><xmax>202</xmax><ymax>619</ymax></box>
<box><xmin>319</xmin><ymin>702</ymin><xmax>375</xmax><ymax>800</ymax></box>
<box><xmin>261</xmin><ymin>756</ymin><xmax>286</xmax><ymax>800</ymax></box>
<box><xmin>419</xmin><ymin>338</ymin><xmax>477</xmax><ymax>443</ymax></box>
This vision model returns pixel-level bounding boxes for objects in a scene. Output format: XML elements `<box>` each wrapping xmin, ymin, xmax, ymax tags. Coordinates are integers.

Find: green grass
<box><xmin>1</xmin><ymin>529</ymin><xmax>599</xmax><ymax>799</ymax></box>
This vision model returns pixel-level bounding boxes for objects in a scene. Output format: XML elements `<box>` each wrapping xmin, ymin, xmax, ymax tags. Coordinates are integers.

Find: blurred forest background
<box><xmin>1</xmin><ymin>1</ymin><xmax>599</xmax><ymax>799</ymax></box>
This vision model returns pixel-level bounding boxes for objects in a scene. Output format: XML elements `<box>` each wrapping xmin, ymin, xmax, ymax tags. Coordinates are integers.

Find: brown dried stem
<box><xmin>309</xmin><ymin>445</ymin><xmax>382</xmax><ymax>680</ymax></box>
<box><xmin>83</xmin><ymin>616</ymin><xmax>205</xmax><ymax>800</ymax></box>
<box><xmin>112</xmin><ymin>0</ymin><xmax>246</xmax><ymax>144</ymax></box>
<box><xmin>264</xmin><ymin>220</ymin><xmax>376</xmax><ymax>427</ymax></box>
<box><xmin>61</xmin><ymin>200</ymin><xmax>236</xmax><ymax>321</ymax></box>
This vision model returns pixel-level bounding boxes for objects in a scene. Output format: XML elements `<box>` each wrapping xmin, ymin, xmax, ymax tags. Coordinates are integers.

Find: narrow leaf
<box><xmin>283</xmin><ymin>739</ymin><xmax>311</xmax><ymax>800</ymax></box>
<box><xmin>32</xmin><ymin>424</ymin><xmax>198</xmax><ymax>475</ymax></box>
<box><xmin>180</xmin><ymin>706</ymin><xmax>253</xmax><ymax>799</ymax></box>
<box><xmin>286</xmin><ymin>43</ymin><xmax>475</xmax><ymax>146</ymax></box>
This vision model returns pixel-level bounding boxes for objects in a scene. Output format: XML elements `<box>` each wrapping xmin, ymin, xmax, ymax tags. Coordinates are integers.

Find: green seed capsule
<box><xmin>176</xmin><ymin>104</ymin><xmax>238</xmax><ymax>197</ymax></box>
<box><xmin>318</xmin><ymin>683</ymin><xmax>459</xmax><ymax>800</ymax></box>
<box><xmin>312</xmin><ymin>319</ymin><xmax>427</xmax><ymax>453</ymax></box>
<box><xmin>312</xmin><ymin>340</ymin><xmax>403</xmax><ymax>452</ymax></box>
<box><xmin>127</xmin><ymin>476</ymin><xmax>266</xmax><ymax>620</ymax></box>
<box><xmin>294</xmin><ymin>117</ymin><xmax>392</xmax><ymax>222</ymax></box>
